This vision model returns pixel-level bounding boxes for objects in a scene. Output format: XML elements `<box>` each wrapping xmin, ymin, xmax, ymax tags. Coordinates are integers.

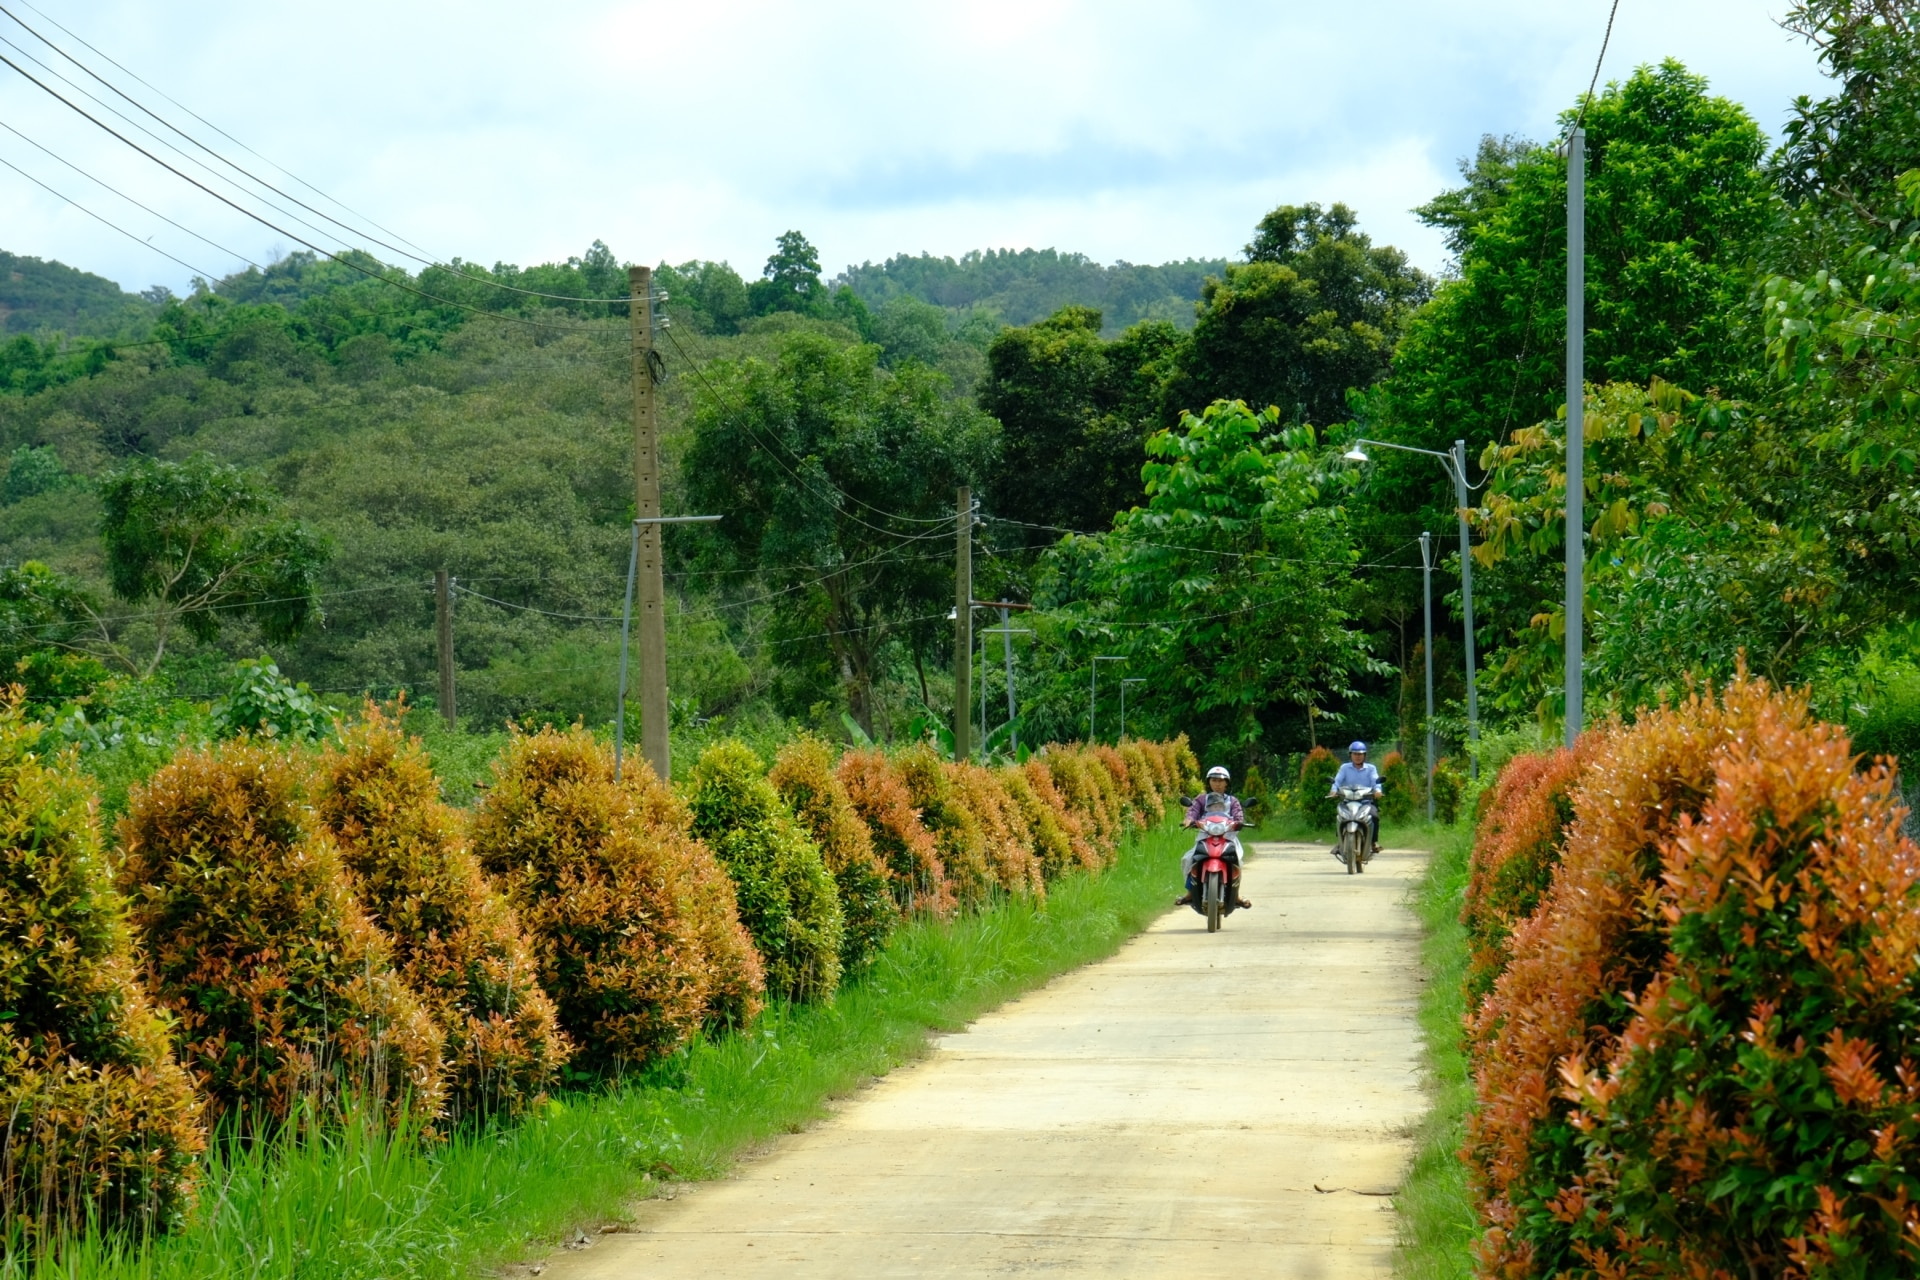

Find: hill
<box><xmin>0</xmin><ymin>250</ymin><xmax>161</xmax><ymax>339</ymax></box>
<box><xmin>835</xmin><ymin>248</ymin><xmax>1226</xmax><ymax>334</ymax></box>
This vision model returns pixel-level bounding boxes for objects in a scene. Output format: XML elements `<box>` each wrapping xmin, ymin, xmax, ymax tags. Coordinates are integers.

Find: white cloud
<box><xmin>0</xmin><ymin>0</ymin><xmax>1832</xmax><ymax>296</ymax></box>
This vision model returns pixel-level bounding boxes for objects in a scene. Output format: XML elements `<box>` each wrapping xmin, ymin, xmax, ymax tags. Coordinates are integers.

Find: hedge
<box><xmin>118</xmin><ymin>740</ymin><xmax>446</xmax><ymax>1130</ymax></box>
<box><xmin>317</xmin><ymin>709</ymin><xmax>570</xmax><ymax>1122</ymax></box>
<box><xmin>0</xmin><ymin>692</ymin><xmax>203</xmax><ymax>1238</ymax></box>
<box><xmin>768</xmin><ymin>735</ymin><xmax>895</xmax><ymax>972</ymax></box>
<box><xmin>837</xmin><ymin>749</ymin><xmax>953</xmax><ymax>916</ymax></box>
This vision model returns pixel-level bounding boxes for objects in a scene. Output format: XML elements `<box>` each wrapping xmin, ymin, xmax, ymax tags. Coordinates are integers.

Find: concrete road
<box><xmin>536</xmin><ymin>840</ymin><xmax>1428</xmax><ymax>1279</ymax></box>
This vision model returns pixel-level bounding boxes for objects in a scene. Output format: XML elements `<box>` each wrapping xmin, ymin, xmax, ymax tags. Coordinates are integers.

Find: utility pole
<box><xmin>953</xmin><ymin>486</ymin><xmax>972</xmax><ymax>762</ymax></box>
<box><xmin>1565</xmin><ymin>127</ymin><xmax>1586</xmax><ymax>749</ymax></box>
<box><xmin>434</xmin><ymin>569</ymin><xmax>456</xmax><ymax>729</ymax></box>
<box><xmin>1420</xmin><ymin>532</ymin><xmax>1435</xmax><ymax>821</ymax></box>
<box><xmin>627</xmin><ymin>265</ymin><xmax>672</xmax><ymax>781</ymax></box>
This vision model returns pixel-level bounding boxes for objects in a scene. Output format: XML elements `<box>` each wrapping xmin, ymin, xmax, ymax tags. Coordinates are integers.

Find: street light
<box><xmin>1420</xmin><ymin>531</ymin><xmax>1435</xmax><ymax>820</ymax></box>
<box><xmin>1344</xmin><ymin>439</ymin><xmax>1479</xmax><ymax>777</ymax></box>
<box><xmin>1091</xmin><ymin>656</ymin><xmax>1125</xmax><ymax>743</ymax></box>
<box><xmin>1119</xmin><ymin>678</ymin><xmax>1146</xmax><ymax>741</ymax></box>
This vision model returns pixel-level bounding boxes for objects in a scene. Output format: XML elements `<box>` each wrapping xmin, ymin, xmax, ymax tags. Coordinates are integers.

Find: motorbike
<box><xmin>1182</xmin><ymin>800</ymin><xmax>1245</xmax><ymax>932</ymax></box>
<box><xmin>1334</xmin><ymin>785</ymin><xmax>1378</xmax><ymax>875</ymax></box>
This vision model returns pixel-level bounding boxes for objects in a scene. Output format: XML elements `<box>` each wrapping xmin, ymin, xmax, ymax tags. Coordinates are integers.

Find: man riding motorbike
<box><xmin>1328</xmin><ymin>741</ymin><xmax>1383</xmax><ymax>860</ymax></box>
<box><xmin>1176</xmin><ymin>765</ymin><xmax>1251</xmax><ymax>908</ymax></box>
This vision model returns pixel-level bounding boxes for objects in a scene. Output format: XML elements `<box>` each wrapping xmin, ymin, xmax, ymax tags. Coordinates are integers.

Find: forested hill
<box><xmin>1</xmin><ymin>250</ymin><xmax>161</xmax><ymax>338</ymax></box>
<box><xmin>834</xmin><ymin>249</ymin><xmax>1227</xmax><ymax>333</ymax></box>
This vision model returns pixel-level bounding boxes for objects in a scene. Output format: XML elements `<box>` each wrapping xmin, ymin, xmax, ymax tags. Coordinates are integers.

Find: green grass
<box><xmin>1394</xmin><ymin>822</ymin><xmax>1478</xmax><ymax>1279</ymax></box>
<box><xmin>17</xmin><ymin>820</ymin><xmax>1191</xmax><ymax>1280</ymax></box>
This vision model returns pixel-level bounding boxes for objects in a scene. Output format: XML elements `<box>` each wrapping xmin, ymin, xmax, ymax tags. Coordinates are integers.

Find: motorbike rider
<box><xmin>1176</xmin><ymin>765</ymin><xmax>1251</xmax><ymax>908</ymax></box>
<box><xmin>1328</xmin><ymin>741</ymin><xmax>1384</xmax><ymax>858</ymax></box>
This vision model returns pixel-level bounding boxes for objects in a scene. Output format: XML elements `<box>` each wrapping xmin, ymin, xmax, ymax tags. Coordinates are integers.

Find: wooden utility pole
<box><xmin>629</xmin><ymin>265</ymin><xmax>670</xmax><ymax>781</ymax></box>
<box><xmin>434</xmin><ymin>569</ymin><xmax>456</xmax><ymax>728</ymax></box>
<box><xmin>953</xmin><ymin>487</ymin><xmax>972</xmax><ymax>761</ymax></box>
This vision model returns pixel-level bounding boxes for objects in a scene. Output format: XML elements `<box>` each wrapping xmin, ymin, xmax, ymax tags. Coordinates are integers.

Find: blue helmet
<box><xmin>1348</xmin><ymin>741</ymin><xmax>1368</xmax><ymax>753</ymax></box>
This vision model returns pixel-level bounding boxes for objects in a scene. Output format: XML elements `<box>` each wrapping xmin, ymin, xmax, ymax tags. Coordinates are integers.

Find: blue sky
<box><xmin>0</xmin><ymin>1</ymin><xmax>1831</xmax><ymax>296</ymax></box>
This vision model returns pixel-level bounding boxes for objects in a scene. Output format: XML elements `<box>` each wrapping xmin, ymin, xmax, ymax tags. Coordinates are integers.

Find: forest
<box><xmin>0</xmin><ymin>0</ymin><xmax>1914</xmax><ymax>809</ymax></box>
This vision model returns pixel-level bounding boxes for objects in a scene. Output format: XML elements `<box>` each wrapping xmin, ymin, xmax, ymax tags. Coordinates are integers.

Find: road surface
<box><xmin>534</xmin><ymin>840</ymin><xmax>1428</xmax><ymax>1278</ymax></box>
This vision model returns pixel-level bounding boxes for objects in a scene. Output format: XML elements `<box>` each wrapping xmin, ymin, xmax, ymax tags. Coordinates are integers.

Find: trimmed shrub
<box><xmin>1090</xmin><ymin>744</ymin><xmax>1150</xmax><ymax>829</ymax></box>
<box><xmin>897</xmin><ymin>745</ymin><xmax>994</xmax><ymax>909</ymax></box>
<box><xmin>470</xmin><ymin>728</ymin><xmax>764</xmax><ymax>1071</ymax></box>
<box><xmin>769</xmin><ymin>735</ymin><xmax>895</xmax><ymax>972</ymax></box>
<box><xmin>316</xmin><ymin>709</ymin><xmax>569</xmax><ymax>1122</ymax></box>
<box><xmin>1001</xmin><ymin>766</ymin><xmax>1078</xmax><ymax>880</ymax></box>
<box><xmin>1023</xmin><ymin>757</ymin><xmax>1099</xmax><ymax>872</ymax></box>
<box><xmin>837</xmin><ymin>748</ymin><xmax>953</xmax><ymax>917</ymax></box>
<box><xmin>1467</xmin><ymin>675</ymin><xmax>1815</xmax><ymax>1276</ymax></box>
<box><xmin>1459</xmin><ymin>743</ymin><xmax>1592</xmax><ymax>1008</ymax></box>
<box><xmin>1238</xmin><ymin>763</ymin><xmax>1272</xmax><ymax>823</ymax></box>
<box><xmin>0</xmin><ymin>693</ymin><xmax>204</xmax><ymax>1237</ymax></box>
<box><xmin>1377</xmin><ymin>750</ymin><xmax>1417</xmax><ymax>823</ymax></box>
<box><xmin>1170</xmin><ymin>733</ymin><xmax>1202</xmax><ymax>795</ymax></box>
<box><xmin>687</xmin><ymin>741</ymin><xmax>844</xmax><ymax>1004</ymax></box>
<box><xmin>1430</xmin><ymin>756</ymin><xmax>1464</xmax><ymax>825</ymax></box>
<box><xmin>118</xmin><ymin>740</ymin><xmax>446</xmax><ymax>1130</ymax></box>
<box><xmin>1047</xmin><ymin>749</ymin><xmax>1119</xmax><ymax>858</ymax></box>
<box><xmin>948</xmin><ymin>763</ymin><xmax>1043</xmax><ymax>899</ymax></box>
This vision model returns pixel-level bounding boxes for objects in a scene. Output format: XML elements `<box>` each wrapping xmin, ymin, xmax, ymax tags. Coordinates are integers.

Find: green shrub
<box><xmin>1430</xmin><ymin>756</ymin><xmax>1465</xmax><ymax>825</ymax></box>
<box><xmin>1170</xmin><ymin>733</ymin><xmax>1202</xmax><ymax>795</ymax></box>
<box><xmin>1240</xmin><ymin>763</ymin><xmax>1272</xmax><ymax>823</ymax></box>
<box><xmin>469</xmin><ymin>727</ymin><xmax>764</xmax><ymax>1071</ymax></box>
<box><xmin>118</xmin><ymin>739</ymin><xmax>446</xmax><ymax>1130</ymax></box>
<box><xmin>317</xmin><ymin>709</ymin><xmax>571</xmax><ymax>1122</ymax></box>
<box><xmin>211</xmin><ymin>657</ymin><xmax>330</xmax><ymax>742</ymax></box>
<box><xmin>0</xmin><ymin>692</ymin><xmax>205</xmax><ymax>1238</ymax></box>
<box><xmin>769</xmin><ymin>735</ymin><xmax>896</xmax><ymax>972</ymax></box>
<box><xmin>1297</xmin><ymin>745</ymin><xmax>1337</xmax><ymax>819</ymax></box>
<box><xmin>999</xmin><ymin>765</ymin><xmax>1076</xmax><ymax>880</ymax></box>
<box><xmin>837</xmin><ymin>749</ymin><xmax>953</xmax><ymax>916</ymax></box>
<box><xmin>687</xmin><ymin>740</ymin><xmax>844</xmax><ymax>1004</ymax></box>
<box><xmin>1377</xmin><ymin>750</ymin><xmax>1417</xmax><ymax>822</ymax></box>
<box><xmin>898</xmin><ymin>745</ymin><xmax>995</xmax><ymax>909</ymax></box>
<box><xmin>1022</xmin><ymin>757</ymin><xmax>1099</xmax><ymax>872</ymax></box>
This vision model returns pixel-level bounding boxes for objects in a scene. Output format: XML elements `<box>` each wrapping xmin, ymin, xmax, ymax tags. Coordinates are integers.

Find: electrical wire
<box><xmin>0</xmin><ymin>149</ymin><xmax>220</xmax><ymax>281</ymax></box>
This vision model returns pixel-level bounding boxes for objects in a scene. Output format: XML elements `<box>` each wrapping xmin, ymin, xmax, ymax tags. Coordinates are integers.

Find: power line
<box><xmin>0</xmin><ymin>149</ymin><xmax>220</xmax><ymax>281</ymax></box>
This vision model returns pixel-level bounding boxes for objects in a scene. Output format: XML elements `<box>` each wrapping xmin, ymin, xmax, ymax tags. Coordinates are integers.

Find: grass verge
<box><xmin>1394</xmin><ymin>822</ymin><xmax>1477</xmax><ymax>1280</ymax></box>
<box><xmin>18</xmin><ymin>820</ymin><xmax>1191</xmax><ymax>1280</ymax></box>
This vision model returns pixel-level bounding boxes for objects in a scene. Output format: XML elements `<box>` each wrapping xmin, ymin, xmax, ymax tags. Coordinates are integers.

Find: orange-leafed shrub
<box><xmin>118</xmin><ymin>741</ymin><xmax>445</xmax><ymax>1130</ymax></box>
<box><xmin>687</xmin><ymin>741</ymin><xmax>843</xmax><ymax>1004</ymax></box>
<box><xmin>1116</xmin><ymin>742</ymin><xmax>1165</xmax><ymax>817</ymax></box>
<box><xmin>1459</xmin><ymin>742</ymin><xmax>1595</xmax><ymax>1007</ymax></box>
<box><xmin>470</xmin><ymin>728</ymin><xmax>763</xmax><ymax>1070</ymax></box>
<box><xmin>1297</xmin><ymin>745</ymin><xmax>1337</xmax><ymax>818</ymax></box>
<box><xmin>1091</xmin><ymin>744</ymin><xmax>1150</xmax><ymax>829</ymax></box>
<box><xmin>0</xmin><ymin>694</ymin><xmax>204</xmax><ymax>1237</ymax></box>
<box><xmin>949</xmin><ymin>763</ymin><xmax>1043</xmax><ymax>899</ymax></box>
<box><xmin>769</xmin><ymin>736</ymin><xmax>895</xmax><ymax>972</ymax></box>
<box><xmin>897</xmin><ymin>745</ymin><xmax>994</xmax><ymax>909</ymax></box>
<box><xmin>1000</xmin><ymin>766</ymin><xmax>1076</xmax><ymax>880</ymax></box>
<box><xmin>1046</xmin><ymin>750</ymin><xmax>1118</xmax><ymax>858</ymax></box>
<box><xmin>1022</xmin><ymin>758</ymin><xmax>1098</xmax><ymax>872</ymax></box>
<box><xmin>1464</xmin><ymin>675</ymin><xmax>1916</xmax><ymax>1276</ymax></box>
<box><xmin>1170</xmin><ymin>734</ymin><xmax>1202</xmax><ymax>795</ymax></box>
<box><xmin>316</xmin><ymin>710</ymin><xmax>569</xmax><ymax>1122</ymax></box>
<box><xmin>838</xmin><ymin>748</ymin><xmax>953</xmax><ymax>917</ymax></box>
<box><xmin>1133</xmin><ymin>738</ymin><xmax>1176</xmax><ymax>796</ymax></box>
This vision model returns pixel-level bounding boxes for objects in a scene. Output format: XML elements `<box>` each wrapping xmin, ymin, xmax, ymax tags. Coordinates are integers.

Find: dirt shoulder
<box><xmin>536</xmin><ymin>840</ymin><xmax>1428</xmax><ymax>1278</ymax></box>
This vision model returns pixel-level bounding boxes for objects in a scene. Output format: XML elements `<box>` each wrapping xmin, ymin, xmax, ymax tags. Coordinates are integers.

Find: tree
<box><xmin>682</xmin><ymin>332</ymin><xmax>998</xmax><ymax>732</ymax></box>
<box><xmin>1163</xmin><ymin>203</ymin><xmax>1430</xmax><ymax>430</ymax></box>
<box><xmin>1034</xmin><ymin>400</ymin><xmax>1377</xmax><ymax>760</ymax></box>
<box><xmin>977</xmin><ymin>306</ymin><xmax>1180</xmax><ymax>543</ymax></box>
<box><xmin>97</xmin><ymin>455</ymin><xmax>329</xmax><ymax>676</ymax></box>
<box><xmin>749</xmin><ymin>231</ymin><xmax>827</xmax><ymax>317</ymax></box>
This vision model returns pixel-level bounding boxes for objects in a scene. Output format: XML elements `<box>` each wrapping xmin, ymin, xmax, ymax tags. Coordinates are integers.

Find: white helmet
<box><xmin>1206</xmin><ymin>765</ymin><xmax>1231</xmax><ymax>781</ymax></box>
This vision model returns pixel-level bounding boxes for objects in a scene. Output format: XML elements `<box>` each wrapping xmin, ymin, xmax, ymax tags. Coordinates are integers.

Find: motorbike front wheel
<box><xmin>1204</xmin><ymin>871</ymin><xmax>1223</xmax><ymax>932</ymax></box>
<box><xmin>1343</xmin><ymin>830</ymin><xmax>1357</xmax><ymax>875</ymax></box>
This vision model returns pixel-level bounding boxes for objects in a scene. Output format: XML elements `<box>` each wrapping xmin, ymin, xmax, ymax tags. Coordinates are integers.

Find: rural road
<box><xmin>538</xmin><ymin>839</ymin><xmax>1429</xmax><ymax>1278</ymax></box>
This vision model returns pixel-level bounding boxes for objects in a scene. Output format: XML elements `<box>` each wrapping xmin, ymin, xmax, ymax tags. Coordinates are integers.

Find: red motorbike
<box><xmin>1185</xmin><ymin>808</ymin><xmax>1245</xmax><ymax>933</ymax></box>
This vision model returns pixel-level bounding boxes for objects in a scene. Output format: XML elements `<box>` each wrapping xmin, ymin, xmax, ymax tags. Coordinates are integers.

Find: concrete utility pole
<box><xmin>1565</xmin><ymin>127</ymin><xmax>1586</xmax><ymax>749</ymax></box>
<box><xmin>434</xmin><ymin>569</ymin><xmax>456</xmax><ymax>729</ymax></box>
<box><xmin>628</xmin><ymin>265</ymin><xmax>670</xmax><ymax>781</ymax></box>
<box><xmin>954</xmin><ymin>487</ymin><xmax>972</xmax><ymax>761</ymax></box>
<box><xmin>1420</xmin><ymin>532</ymin><xmax>1435</xmax><ymax>821</ymax></box>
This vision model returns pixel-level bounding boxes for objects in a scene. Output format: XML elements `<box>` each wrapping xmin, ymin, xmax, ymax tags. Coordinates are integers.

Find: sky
<box><xmin>0</xmin><ymin>1</ymin><xmax>1832</xmax><ymax>297</ymax></box>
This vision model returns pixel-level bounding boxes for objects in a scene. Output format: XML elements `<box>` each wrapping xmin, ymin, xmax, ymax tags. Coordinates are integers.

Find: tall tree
<box><xmin>97</xmin><ymin>456</ymin><xmax>329</xmax><ymax>677</ymax></box>
<box><xmin>749</xmin><ymin>231</ymin><xmax>828</xmax><ymax>318</ymax></box>
<box><xmin>682</xmin><ymin>333</ymin><xmax>998</xmax><ymax>732</ymax></box>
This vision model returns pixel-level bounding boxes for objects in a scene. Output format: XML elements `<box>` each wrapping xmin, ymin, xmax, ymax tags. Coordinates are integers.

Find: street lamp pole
<box><xmin>1420</xmin><ymin>531</ymin><xmax>1435</xmax><ymax>821</ymax></box>
<box><xmin>1091</xmin><ymin>656</ymin><xmax>1125</xmax><ymax>743</ymax></box>
<box><xmin>1344</xmin><ymin>438</ymin><xmax>1479</xmax><ymax>778</ymax></box>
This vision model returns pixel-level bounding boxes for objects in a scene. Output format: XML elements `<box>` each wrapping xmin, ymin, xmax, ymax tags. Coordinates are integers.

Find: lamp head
<box><xmin>1343</xmin><ymin>446</ymin><xmax>1370</xmax><ymax>463</ymax></box>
